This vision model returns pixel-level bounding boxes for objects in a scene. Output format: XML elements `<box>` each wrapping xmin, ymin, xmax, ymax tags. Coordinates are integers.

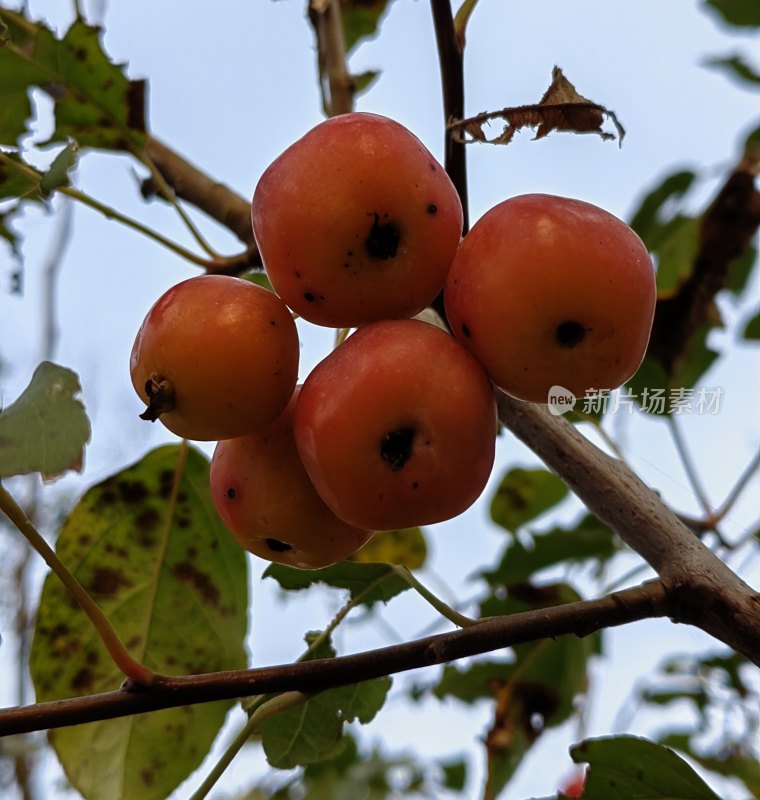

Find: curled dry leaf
<box><xmin>449</xmin><ymin>66</ymin><xmax>625</xmax><ymax>146</ymax></box>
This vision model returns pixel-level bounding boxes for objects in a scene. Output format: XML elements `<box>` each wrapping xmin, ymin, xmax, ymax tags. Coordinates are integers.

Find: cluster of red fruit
<box><xmin>130</xmin><ymin>112</ymin><xmax>656</xmax><ymax>569</ymax></box>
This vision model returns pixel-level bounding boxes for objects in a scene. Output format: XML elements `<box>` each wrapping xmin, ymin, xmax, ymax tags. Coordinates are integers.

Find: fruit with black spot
<box><xmin>293</xmin><ymin>319</ymin><xmax>497</xmax><ymax>530</ymax></box>
<box><xmin>130</xmin><ymin>275</ymin><xmax>299</xmax><ymax>440</ymax></box>
<box><xmin>210</xmin><ymin>389</ymin><xmax>373</xmax><ymax>568</ymax></box>
<box><xmin>444</xmin><ymin>194</ymin><xmax>656</xmax><ymax>403</ymax></box>
<box><xmin>252</xmin><ymin>112</ymin><xmax>463</xmax><ymax>327</ymax></box>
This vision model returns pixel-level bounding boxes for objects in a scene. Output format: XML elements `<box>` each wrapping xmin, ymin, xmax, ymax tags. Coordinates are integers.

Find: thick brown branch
<box><xmin>0</xmin><ymin>582</ymin><xmax>667</xmax><ymax>736</ymax></box>
<box><xmin>143</xmin><ymin>137</ymin><xmax>257</xmax><ymax>250</ymax></box>
<box><xmin>496</xmin><ymin>392</ymin><xmax>760</xmax><ymax>664</ymax></box>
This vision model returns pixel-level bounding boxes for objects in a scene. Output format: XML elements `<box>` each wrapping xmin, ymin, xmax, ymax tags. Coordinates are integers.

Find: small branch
<box><xmin>312</xmin><ymin>0</ymin><xmax>354</xmax><ymax>116</ymax></box>
<box><xmin>430</xmin><ymin>0</ymin><xmax>468</xmax><ymax>230</ymax></box>
<box><xmin>667</xmin><ymin>415</ymin><xmax>713</xmax><ymax>517</ymax></box>
<box><xmin>716</xmin><ymin>447</ymin><xmax>760</xmax><ymax>525</ymax></box>
<box><xmin>137</xmin><ymin>149</ymin><xmax>223</xmax><ymax>258</ymax></box>
<box><xmin>189</xmin><ymin>691</ymin><xmax>311</xmax><ymax>800</ymax></box>
<box><xmin>393</xmin><ymin>565</ymin><xmax>478</xmax><ymax>628</ymax></box>
<box><xmin>59</xmin><ymin>185</ymin><xmax>248</xmax><ymax>271</ymax></box>
<box><xmin>0</xmin><ymin>581</ymin><xmax>668</xmax><ymax>736</ymax></box>
<box><xmin>144</xmin><ymin>136</ymin><xmax>256</xmax><ymax>248</ymax></box>
<box><xmin>0</xmin><ymin>484</ymin><xmax>157</xmax><ymax>687</ymax></box>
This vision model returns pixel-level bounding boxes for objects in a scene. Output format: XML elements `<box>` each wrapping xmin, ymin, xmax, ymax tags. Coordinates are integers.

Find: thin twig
<box><xmin>393</xmin><ymin>565</ymin><xmax>478</xmax><ymax>628</ymax></box>
<box><xmin>666</xmin><ymin>415</ymin><xmax>713</xmax><ymax>517</ymax></box>
<box><xmin>189</xmin><ymin>692</ymin><xmax>311</xmax><ymax>800</ymax></box>
<box><xmin>137</xmin><ymin>148</ymin><xmax>223</xmax><ymax>258</ymax></box>
<box><xmin>0</xmin><ymin>484</ymin><xmax>157</xmax><ymax>687</ymax></box>
<box><xmin>716</xmin><ymin>447</ymin><xmax>760</xmax><ymax>525</ymax></box>
<box><xmin>144</xmin><ymin>137</ymin><xmax>256</xmax><ymax>247</ymax></box>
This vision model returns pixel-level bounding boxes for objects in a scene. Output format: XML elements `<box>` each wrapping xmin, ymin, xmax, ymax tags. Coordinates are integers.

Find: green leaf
<box><xmin>352</xmin><ymin>69</ymin><xmax>380</xmax><ymax>97</ymax></box>
<box><xmin>441</xmin><ymin>757</ymin><xmax>467</xmax><ymax>791</ymax></box>
<box><xmin>263</xmin><ymin>560</ymin><xmax>410</xmax><ymax>607</ymax></box>
<box><xmin>273</xmin><ymin>735</ymin><xmax>426</xmax><ymax>800</ymax></box>
<box><xmin>261</xmin><ymin>677</ymin><xmax>392</xmax><ymax>769</ymax></box>
<box><xmin>350</xmin><ymin>527</ymin><xmax>427</xmax><ymax>570</ymax></box>
<box><xmin>725</xmin><ymin>243</ymin><xmax>756</xmax><ymax>296</ymax></box>
<box><xmin>434</xmin><ymin>659</ymin><xmax>512</xmax><ymax>704</ymax></box>
<box><xmin>629</xmin><ymin>170</ymin><xmax>696</xmax><ymax>249</ymax></box>
<box><xmin>0</xmin><ymin>361</ymin><xmax>90</xmax><ymax>480</ymax></box>
<box><xmin>704</xmin><ymin>53</ymin><xmax>760</xmax><ymax>87</ymax></box>
<box><xmin>741</xmin><ymin>307</ymin><xmax>760</xmax><ymax>339</ymax></box>
<box><xmin>489</xmin><ymin>467</ymin><xmax>569</xmax><ymax>532</ymax></box>
<box><xmin>628</xmin><ymin>326</ymin><xmax>720</xmax><ymax>415</ymax></box>
<box><xmin>29</xmin><ymin>445</ymin><xmax>249</xmax><ymax>800</ymax></box>
<box><xmin>0</xmin><ymin>149</ymin><xmax>42</xmax><ymax>202</ymax></box>
<box><xmin>480</xmin><ymin>514</ymin><xmax>617</xmax><ymax>588</ymax></box>
<box><xmin>571</xmin><ymin>735</ymin><xmax>721</xmax><ymax>799</ymax></box>
<box><xmin>39</xmin><ymin>141</ymin><xmax>79</xmax><ymax>196</ymax></box>
<box><xmin>0</xmin><ymin>10</ymin><xmax>147</xmax><ymax>150</ymax></box>
<box><xmin>652</xmin><ymin>216</ymin><xmax>700</xmax><ymax>296</ymax></box>
<box><xmin>341</xmin><ymin>0</ymin><xmax>395</xmax><ymax>55</ymax></box>
<box><xmin>241</xmin><ymin>269</ymin><xmax>274</xmax><ymax>293</ymax></box>
<box><xmin>660</xmin><ymin>734</ymin><xmax>760</xmax><ymax>796</ymax></box>
<box><xmin>703</xmin><ymin>0</ymin><xmax>760</xmax><ymax>28</ymax></box>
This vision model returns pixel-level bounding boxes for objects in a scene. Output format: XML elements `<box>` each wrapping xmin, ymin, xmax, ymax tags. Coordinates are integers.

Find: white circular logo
<box><xmin>547</xmin><ymin>385</ymin><xmax>576</xmax><ymax>416</ymax></box>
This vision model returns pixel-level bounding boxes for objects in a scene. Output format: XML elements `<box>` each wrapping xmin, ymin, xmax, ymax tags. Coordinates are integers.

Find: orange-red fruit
<box><xmin>210</xmin><ymin>390</ymin><xmax>372</xmax><ymax>569</ymax></box>
<box><xmin>252</xmin><ymin>112</ymin><xmax>464</xmax><ymax>327</ymax></box>
<box><xmin>444</xmin><ymin>194</ymin><xmax>656</xmax><ymax>403</ymax></box>
<box><xmin>293</xmin><ymin>319</ymin><xmax>497</xmax><ymax>531</ymax></box>
<box><xmin>562</xmin><ymin>773</ymin><xmax>585</xmax><ymax>798</ymax></box>
<box><xmin>130</xmin><ymin>275</ymin><xmax>299</xmax><ymax>441</ymax></box>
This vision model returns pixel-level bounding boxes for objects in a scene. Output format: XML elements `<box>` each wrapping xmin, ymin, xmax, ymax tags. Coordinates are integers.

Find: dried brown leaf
<box><xmin>449</xmin><ymin>66</ymin><xmax>624</xmax><ymax>146</ymax></box>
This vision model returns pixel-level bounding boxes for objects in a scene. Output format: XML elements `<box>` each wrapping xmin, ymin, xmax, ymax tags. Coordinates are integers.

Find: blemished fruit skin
<box><xmin>444</xmin><ymin>194</ymin><xmax>656</xmax><ymax>403</ymax></box>
<box><xmin>210</xmin><ymin>389</ymin><xmax>373</xmax><ymax>569</ymax></box>
<box><xmin>293</xmin><ymin>319</ymin><xmax>498</xmax><ymax>531</ymax></box>
<box><xmin>252</xmin><ymin>112</ymin><xmax>464</xmax><ymax>327</ymax></box>
<box><xmin>130</xmin><ymin>275</ymin><xmax>299</xmax><ymax>441</ymax></box>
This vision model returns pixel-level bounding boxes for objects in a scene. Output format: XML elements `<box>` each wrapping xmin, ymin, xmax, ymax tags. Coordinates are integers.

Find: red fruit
<box><xmin>210</xmin><ymin>390</ymin><xmax>372</xmax><ymax>568</ymax></box>
<box><xmin>130</xmin><ymin>275</ymin><xmax>299</xmax><ymax>441</ymax></box>
<box><xmin>252</xmin><ymin>112</ymin><xmax>463</xmax><ymax>327</ymax></box>
<box><xmin>293</xmin><ymin>319</ymin><xmax>497</xmax><ymax>530</ymax></box>
<box><xmin>562</xmin><ymin>773</ymin><xmax>585</xmax><ymax>797</ymax></box>
<box><xmin>444</xmin><ymin>194</ymin><xmax>656</xmax><ymax>403</ymax></box>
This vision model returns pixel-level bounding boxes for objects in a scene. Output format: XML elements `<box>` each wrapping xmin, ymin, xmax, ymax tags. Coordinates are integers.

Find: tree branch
<box><xmin>0</xmin><ymin>581</ymin><xmax>668</xmax><ymax>736</ymax></box>
<box><xmin>430</xmin><ymin>0</ymin><xmax>468</xmax><ymax>231</ymax></box>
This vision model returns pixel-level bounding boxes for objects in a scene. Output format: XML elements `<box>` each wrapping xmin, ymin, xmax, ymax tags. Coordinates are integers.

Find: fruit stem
<box><xmin>139</xmin><ymin>374</ymin><xmax>176</xmax><ymax>422</ymax></box>
<box><xmin>0</xmin><ymin>482</ymin><xmax>158</xmax><ymax>686</ymax></box>
<box><xmin>393</xmin><ymin>565</ymin><xmax>478</xmax><ymax>628</ymax></box>
<box><xmin>188</xmin><ymin>690</ymin><xmax>312</xmax><ymax>800</ymax></box>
